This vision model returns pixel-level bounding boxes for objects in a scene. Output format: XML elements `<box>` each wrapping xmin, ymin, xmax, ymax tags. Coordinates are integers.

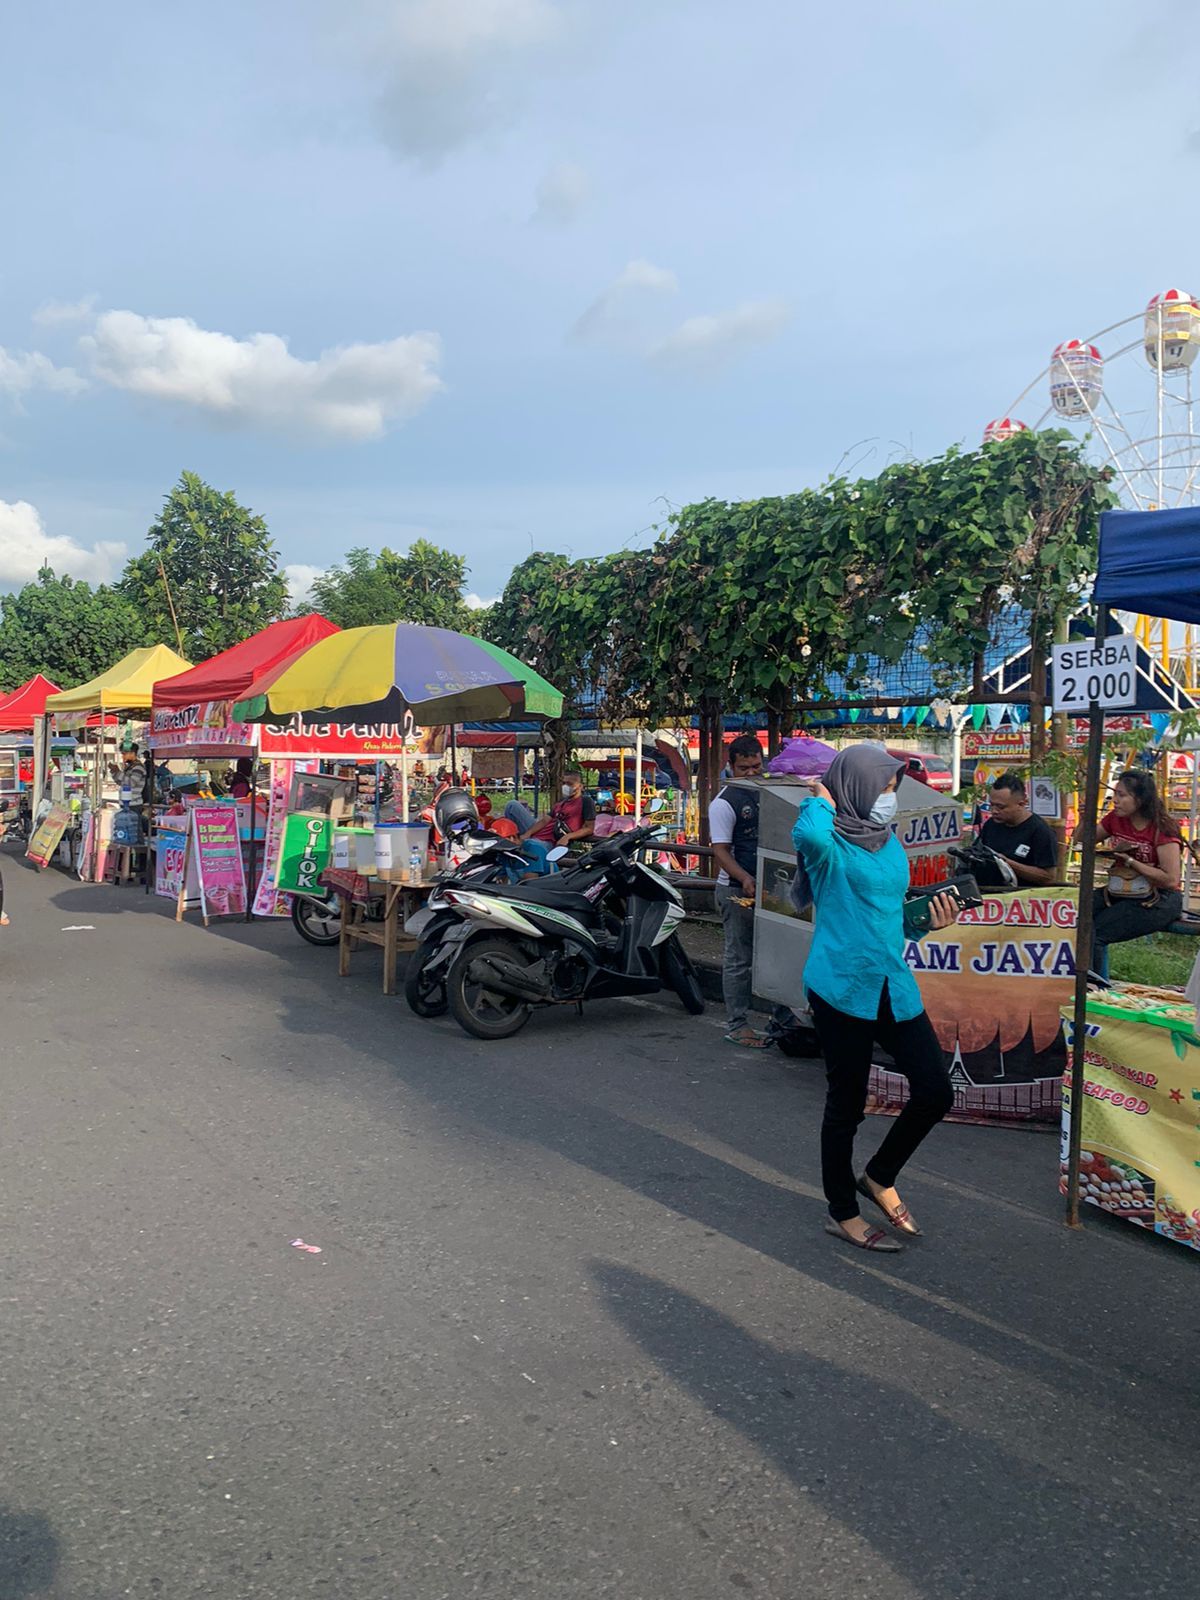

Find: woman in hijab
<box><xmin>793</xmin><ymin>744</ymin><xmax>959</xmax><ymax>1252</ymax></box>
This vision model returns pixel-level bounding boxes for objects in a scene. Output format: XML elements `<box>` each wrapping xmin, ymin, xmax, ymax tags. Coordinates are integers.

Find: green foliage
<box><xmin>0</xmin><ymin>567</ymin><xmax>150</xmax><ymax>691</ymax></box>
<box><xmin>119</xmin><ymin>471</ymin><xmax>288</xmax><ymax>658</ymax></box>
<box><xmin>306</xmin><ymin>540</ymin><xmax>471</xmax><ymax>631</ymax></box>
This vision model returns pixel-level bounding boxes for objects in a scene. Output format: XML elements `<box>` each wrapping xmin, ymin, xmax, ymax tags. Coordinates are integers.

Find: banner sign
<box><xmin>252</xmin><ymin>760</ymin><xmax>315</xmax><ymax>916</ymax></box>
<box><xmin>148</xmin><ymin>701</ymin><xmax>254</xmax><ymax>753</ymax></box>
<box><xmin>962</xmin><ymin>715</ymin><xmax>1149</xmax><ymax>766</ymax></box>
<box><xmin>189</xmin><ymin>805</ymin><xmax>247</xmax><ymax>920</ymax></box>
<box><xmin>156</xmin><ymin>825</ymin><xmax>200</xmax><ymax>906</ymax></box>
<box><xmin>1061</xmin><ymin>1003</ymin><xmax>1200</xmax><ymax>1252</ymax></box>
<box><xmin>26</xmin><ymin>803</ymin><xmax>72</xmax><ymax>870</ymax></box>
<box><xmin>870</xmin><ymin>890</ymin><xmax>1078</xmax><ymax>1122</ymax></box>
<box><xmin>259</xmin><ymin>719</ymin><xmax>410</xmax><ymax>760</ymax></box>
<box><xmin>276</xmin><ymin>813</ymin><xmax>333</xmax><ymax>892</ymax></box>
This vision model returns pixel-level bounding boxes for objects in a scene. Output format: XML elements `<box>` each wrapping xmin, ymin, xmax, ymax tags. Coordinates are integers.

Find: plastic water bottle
<box><xmin>409</xmin><ymin>844</ymin><xmax>422</xmax><ymax>882</ymax></box>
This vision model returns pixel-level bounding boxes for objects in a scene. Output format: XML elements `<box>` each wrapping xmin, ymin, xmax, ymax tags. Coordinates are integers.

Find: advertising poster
<box><xmin>26</xmin><ymin>803</ymin><xmax>71</xmax><ymax>870</ymax></box>
<box><xmin>155</xmin><ymin>826</ymin><xmax>200</xmax><ymax>908</ymax></box>
<box><xmin>869</xmin><ymin>890</ymin><xmax>1078</xmax><ymax>1123</ymax></box>
<box><xmin>189</xmin><ymin>805</ymin><xmax>247</xmax><ymax>921</ymax></box>
<box><xmin>1061</xmin><ymin>1002</ymin><xmax>1200</xmax><ymax>1252</ymax></box>
<box><xmin>252</xmin><ymin>760</ymin><xmax>315</xmax><ymax>917</ymax></box>
<box><xmin>260</xmin><ymin>719</ymin><xmax>410</xmax><ymax>761</ymax></box>
<box><xmin>276</xmin><ymin>813</ymin><xmax>333</xmax><ymax>893</ymax></box>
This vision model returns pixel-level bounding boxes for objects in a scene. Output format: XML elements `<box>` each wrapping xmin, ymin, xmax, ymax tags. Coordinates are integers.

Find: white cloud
<box><xmin>0</xmin><ymin>347</ymin><xmax>86</xmax><ymax>398</ymax></box>
<box><xmin>33</xmin><ymin>294</ymin><xmax>98</xmax><ymax>327</ymax></box>
<box><xmin>371</xmin><ymin>0</ymin><xmax>564</xmax><ymax>164</ymax></box>
<box><xmin>81</xmin><ymin>311</ymin><xmax>443</xmax><ymax>441</ymax></box>
<box><xmin>463</xmin><ymin>591</ymin><xmax>496</xmax><ymax>609</ymax></box>
<box><xmin>531</xmin><ymin>160</ymin><xmax>589</xmax><ymax>224</ymax></box>
<box><xmin>0</xmin><ymin>500</ymin><xmax>126</xmax><ymax>589</ymax></box>
<box><xmin>648</xmin><ymin>298</ymin><xmax>791</xmax><ymax>372</ymax></box>
<box><xmin>284</xmin><ymin>563</ymin><xmax>326</xmax><ymax>609</ymax></box>
<box><xmin>572</xmin><ymin>258</ymin><xmax>679</xmax><ymax>344</ymax></box>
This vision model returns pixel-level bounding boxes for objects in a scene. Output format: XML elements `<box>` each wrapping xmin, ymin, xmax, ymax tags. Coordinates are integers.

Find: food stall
<box><xmin>232</xmin><ymin>622</ymin><xmax>564</xmax><ymax>992</ymax></box>
<box><xmin>751</xmin><ymin>771</ymin><xmax>1075</xmax><ymax>1123</ymax></box>
<box><xmin>43</xmin><ymin>644</ymin><xmax>192</xmax><ymax>881</ymax></box>
<box><xmin>1061</xmin><ymin>986</ymin><xmax>1200</xmax><ymax>1252</ymax></box>
<box><xmin>148</xmin><ymin>614</ymin><xmax>341</xmax><ymax>919</ymax></box>
<box><xmin>1063</xmin><ymin>503</ymin><xmax>1200</xmax><ymax>1227</ymax></box>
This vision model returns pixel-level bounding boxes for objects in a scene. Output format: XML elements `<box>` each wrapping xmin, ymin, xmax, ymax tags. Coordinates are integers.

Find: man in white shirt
<box><xmin>708</xmin><ymin>734</ymin><xmax>766</xmax><ymax>1047</ymax></box>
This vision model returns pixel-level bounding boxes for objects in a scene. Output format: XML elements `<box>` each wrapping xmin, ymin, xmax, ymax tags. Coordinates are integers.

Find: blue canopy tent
<box><xmin>1066</xmin><ymin>505</ymin><xmax>1200</xmax><ymax>1226</ymax></box>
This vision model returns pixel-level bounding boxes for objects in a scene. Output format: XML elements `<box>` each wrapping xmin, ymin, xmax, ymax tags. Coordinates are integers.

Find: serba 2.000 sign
<box><xmin>1052</xmin><ymin>638</ymin><xmax>1135</xmax><ymax>713</ymax></box>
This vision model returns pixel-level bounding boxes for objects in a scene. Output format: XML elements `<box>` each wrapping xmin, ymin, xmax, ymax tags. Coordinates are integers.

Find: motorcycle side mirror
<box><xmin>646</xmin><ymin>796</ymin><xmax>666</xmax><ymax>814</ymax></box>
<box><xmin>546</xmin><ymin>845</ymin><xmax>569</xmax><ymax>862</ymax></box>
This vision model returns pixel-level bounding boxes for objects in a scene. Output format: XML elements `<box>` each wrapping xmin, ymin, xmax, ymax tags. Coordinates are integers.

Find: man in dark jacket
<box><xmin>709</xmin><ymin>734</ymin><xmax>766</xmax><ymax>1047</ymax></box>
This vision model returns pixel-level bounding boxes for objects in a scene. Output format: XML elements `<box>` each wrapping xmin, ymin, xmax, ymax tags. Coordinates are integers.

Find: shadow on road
<box><xmin>0</xmin><ymin>1507</ymin><xmax>60</xmax><ymax>1596</ymax></box>
<box><xmin>590</xmin><ymin>1262</ymin><xmax>1190</xmax><ymax>1596</ymax></box>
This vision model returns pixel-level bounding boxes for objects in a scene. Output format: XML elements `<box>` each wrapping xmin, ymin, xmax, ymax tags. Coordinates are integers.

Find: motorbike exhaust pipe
<box><xmin>469</xmin><ymin>954</ymin><xmax>552</xmax><ymax>1003</ymax></box>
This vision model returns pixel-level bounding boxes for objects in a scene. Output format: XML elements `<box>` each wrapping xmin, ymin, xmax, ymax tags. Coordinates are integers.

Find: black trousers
<box><xmin>1092</xmin><ymin>887</ymin><xmax>1182</xmax><ymax>971</ymax></box>
<box><xmin>809</xmin><ymin>984</ymin><xmax>954</xmax><ymax>1222</ymax></box>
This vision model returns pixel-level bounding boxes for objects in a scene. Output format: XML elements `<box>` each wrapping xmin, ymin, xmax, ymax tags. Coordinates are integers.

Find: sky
<box><xmin>2</xmin><ymin>0</ymin><xmax>1199</xmax><ymax>609</ymax></box>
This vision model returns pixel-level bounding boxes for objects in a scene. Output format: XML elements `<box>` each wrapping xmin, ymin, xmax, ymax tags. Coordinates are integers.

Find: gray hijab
<box><xmin>826</xmin><ymin>744</ymin><xmax>906</xmax><ymax>851</ymax></box>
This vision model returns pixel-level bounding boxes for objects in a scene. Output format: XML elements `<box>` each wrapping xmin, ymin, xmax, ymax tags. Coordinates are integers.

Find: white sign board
<box><xmin>1051</xmin><ymin>635</ymin><xmax>1137</xmax><ymax>714</ymax></box>
<box><xmin>1029</xmin><ymin>775</ymin><xmax>1061</xmax><ymax>820</ymax></box>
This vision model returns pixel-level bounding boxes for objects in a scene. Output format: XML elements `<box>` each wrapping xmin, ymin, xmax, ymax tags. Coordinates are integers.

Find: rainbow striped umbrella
<box><xmin>232</xmin><ymin>623</ymin><xmax>563</xmax><ymax>726</ymax></box>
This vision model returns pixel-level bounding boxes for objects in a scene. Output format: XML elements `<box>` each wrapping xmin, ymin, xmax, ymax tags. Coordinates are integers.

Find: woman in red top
<box><xmin>1091</xmin><ymin>769</ymin><xmax>1183</xmax><ymax>971</ymax></box>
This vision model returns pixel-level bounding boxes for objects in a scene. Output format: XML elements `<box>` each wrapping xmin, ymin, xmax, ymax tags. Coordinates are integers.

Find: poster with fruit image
<box><xmin>1061</xmin><ymin>999</ymin><xmax>1200</xmax><ymax>1253</ymax></box>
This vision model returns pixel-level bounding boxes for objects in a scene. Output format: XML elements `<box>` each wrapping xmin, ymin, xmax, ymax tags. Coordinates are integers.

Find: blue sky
<box><xmin>1</xmin><ymin>0</ymin><xmax>1197</xmax><ymax>606</ymax></box>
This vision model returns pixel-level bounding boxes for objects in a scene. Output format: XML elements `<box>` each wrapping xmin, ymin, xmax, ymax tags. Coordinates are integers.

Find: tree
<box><xmin>0</xmin><ymin>567</ymin><xmax>150</xmax><ymax>691</ymax></box>
<box><xmin>119</xmin><ymin>471</ymin><xmax>288</xmax><ymax>659</ymax></box>
<box><xmin>306</xmin><ymin>540</ymin><xmax>471</xmax><ymax>631</ymax></box>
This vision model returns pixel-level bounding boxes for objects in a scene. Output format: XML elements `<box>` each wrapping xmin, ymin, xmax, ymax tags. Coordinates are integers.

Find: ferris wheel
<box><xmin>985</xmin><ymin>288</ymin><xmax>1200</xmax><ymax>511</ymax></box>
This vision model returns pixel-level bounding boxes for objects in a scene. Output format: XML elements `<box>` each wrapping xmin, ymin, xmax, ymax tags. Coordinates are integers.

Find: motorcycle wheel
<box><xmin>291</xmin><ymin>893</ymin><xmax>342</xmax><ymax>946</ymax></box>
<box><xmin>404</xmin><ymin>936</ymin><xmax>450</xmax><ymax>1018</ymax></box>
<box><xmin>660</xmin><ymin>936</ymin><xmax>706</xmax><ymax>1015</ymax></box>
<box><xmin>447</xmin><ymin>936</ymin><xmax>533</xmax><ymax>1040</ymax></box>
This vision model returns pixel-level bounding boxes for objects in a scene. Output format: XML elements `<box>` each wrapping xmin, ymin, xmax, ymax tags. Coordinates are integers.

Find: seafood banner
<box><xmin>873</xmin><ymin>890</ymin><xmax>1078</xmax><ymax>1122</ymax></box>
<box><xmin>1060</xmin><ymin>997</ymin><xmax>1200</xmax><ymax>1253</ymax></box>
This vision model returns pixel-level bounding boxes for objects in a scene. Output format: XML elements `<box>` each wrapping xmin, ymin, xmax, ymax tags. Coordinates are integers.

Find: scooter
<box><xmin>418</xmin><ymin>805</ymin><xmax>706</xmax><ymax>1040</ymax></box>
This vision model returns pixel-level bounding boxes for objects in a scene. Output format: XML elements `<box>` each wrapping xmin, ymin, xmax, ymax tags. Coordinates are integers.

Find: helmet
<box><xmin>434</xmin><ymin>786</ymin><xmax>478</xmax><ymax>841</ymax></box>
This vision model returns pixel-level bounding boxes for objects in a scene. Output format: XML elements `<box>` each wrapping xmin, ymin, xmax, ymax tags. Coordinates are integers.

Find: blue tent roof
<box><xmin>1095</xmin><ymin>506</ymin><xmax>1200</xmax><ymax>625</ymax></box>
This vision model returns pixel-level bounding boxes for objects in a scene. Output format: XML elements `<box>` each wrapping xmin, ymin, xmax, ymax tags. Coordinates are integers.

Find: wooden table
<box><xmin>330</xmin><ymin>871</ymin><xmax>440</xmax><ymax>995</ymax></box>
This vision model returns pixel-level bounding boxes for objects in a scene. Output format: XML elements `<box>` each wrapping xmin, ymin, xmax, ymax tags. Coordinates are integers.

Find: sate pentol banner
<box><xmin>1060</xmin><ymin>998</ymin><xmax>1200</xmax><ymax>1253</ymax></box>
<box><xmin>869</xmin><ymin>889</ymin><xmax>1078</xmax><ymax>1123</ymax></box>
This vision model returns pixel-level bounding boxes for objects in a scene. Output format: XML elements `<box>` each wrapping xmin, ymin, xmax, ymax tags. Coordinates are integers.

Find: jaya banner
<box><xmin>189</xmin><ymin>805</ymin><xmax>247</xmax><ymax>920</ymax></box>
<box><xmin>276</xmin><ymin>813</ymin><xmax>333</xmax><ymax>893</ymax></box>
<box><xmin>1061</xmin><ymin>1003</ymin><xmax>1200</xmax><ymax>1253</ymax></box>
<box><xmin>871</xmin><ymin>890</ymin><xmax>1078</xmax><ymax>1123</ymax></box>
<box><xmin>26</xmin><ymin>803</ymin><xmax>71</xmax><ymax>870</ymax></box>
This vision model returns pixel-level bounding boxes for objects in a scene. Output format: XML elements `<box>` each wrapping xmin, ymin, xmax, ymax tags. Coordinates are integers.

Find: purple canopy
<box><xmin>767</xmin><ymin>735</ymin><xmax>839</xmax><ymax>776</ymax></box>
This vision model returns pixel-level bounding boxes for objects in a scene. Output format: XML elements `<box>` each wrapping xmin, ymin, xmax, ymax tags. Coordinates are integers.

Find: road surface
<box><xmin>1</xmin><ymin>853</ymin><xmax>1195</xmax><ymax>1598</ymax></box>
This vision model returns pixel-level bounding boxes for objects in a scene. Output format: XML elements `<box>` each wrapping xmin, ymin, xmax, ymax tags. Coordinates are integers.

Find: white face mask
<box><xmin>561</xmin><ymin>784</ymin><xmax>574</xmax><ymax>799</ymax></box>
<box><xmin>868</xmin><ymin>791</ymin><xmax>898</xmax><ymax>826</ymax></box>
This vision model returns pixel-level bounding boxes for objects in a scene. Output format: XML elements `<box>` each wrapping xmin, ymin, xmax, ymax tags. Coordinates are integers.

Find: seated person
<box><xmin>227</xmin><ymin>758</ymin><xmax>255</xmax><ymax>800</ymax></box>
<box><xmin>974</xmin><ymin>772</ymin><xmax>1058</xmax><ymax>890</ymax></box>
<box><xmin>504</xmin><ymin>770</ymin><xmax>596</xmax><ymax>872</ymax></box>
<box><xmin>1091</xmin><ymin>768</ymin><xmax>1183</xmax><ymax>972</ymax></box>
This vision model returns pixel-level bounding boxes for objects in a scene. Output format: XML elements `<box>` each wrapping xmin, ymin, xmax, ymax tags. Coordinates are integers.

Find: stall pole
<box><xmin>634</xmin><ymin>728</ymin><xmax>644</xmax><ymax>824</ymax></box>
<box><xmin>1066</xmin><ymin>606</ymin><xmax>1109</xmax><ymax>1228</ymax></box>
<box><xmin>619</xmin><ymin>747</ymin><xmax>625</xmax><ymax>806</ymax></box>
<box><xmin>513</xmin><ymin>744</ymin><xmax>521</xmax><ymax>797</ymax></box>
<box><xmin>144</xmin><ymin>745</ymin><xmax>156</xmax><ymax>894</ymax></box>
<box><xmin>532</xmin><ymin>751</ymin><xmax>540</xmax><ymax>816</ymax></box>
<box><xmin>399</xmin><ymin>731</ymin><xmax>410</xmax><ymax>823</ymax></box>
<box><xmin>244</xmin><ymin>765</ymin><xmax>259</xmax><ymax>923</ymax></box>
<box><xmin>450</xmin><ymin>724</ymin><xmax>459</xmax><ymax>784</ymax></box>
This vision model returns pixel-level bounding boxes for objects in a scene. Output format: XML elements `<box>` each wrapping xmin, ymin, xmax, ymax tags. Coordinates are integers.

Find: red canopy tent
<box><xmin>149</xmin><ymin>614</ymin><xmax>339</xmax><ymax>757</ymax></box>
<box><xmin>0</xmin><ymin>673</ymin><xmax>61</xmax><ymax>731</ymax></box>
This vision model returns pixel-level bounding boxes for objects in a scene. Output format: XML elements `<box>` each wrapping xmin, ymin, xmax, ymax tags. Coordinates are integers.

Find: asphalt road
<box><xmin>1</xmin><ymin>851</ymin><xmax>1196</xmax><ymax>1600</ymax></box>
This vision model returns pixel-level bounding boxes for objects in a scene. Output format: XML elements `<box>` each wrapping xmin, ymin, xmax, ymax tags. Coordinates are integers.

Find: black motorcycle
<box><xmin>418</xmin><ymin>816</ymin><xmax>705</xmax><ymax>1040</ymax></box>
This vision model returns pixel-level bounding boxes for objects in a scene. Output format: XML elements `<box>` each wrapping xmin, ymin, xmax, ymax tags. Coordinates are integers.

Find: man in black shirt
<box><xmin>976</xmin><ymin>772</ymin><xmax>1058</xmax><ymax>889</ymax></box>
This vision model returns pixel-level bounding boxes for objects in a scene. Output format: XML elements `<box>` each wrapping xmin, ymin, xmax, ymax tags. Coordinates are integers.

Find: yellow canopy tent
<box><xmin>44</xmin><ymin>644</ymin><xmax>193</xmax><ymax>718</ymax></box>
<box><xmin>44</xmin><ymin>645</ymin><xmax>192</xmax><ymax>882</ymax></box>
